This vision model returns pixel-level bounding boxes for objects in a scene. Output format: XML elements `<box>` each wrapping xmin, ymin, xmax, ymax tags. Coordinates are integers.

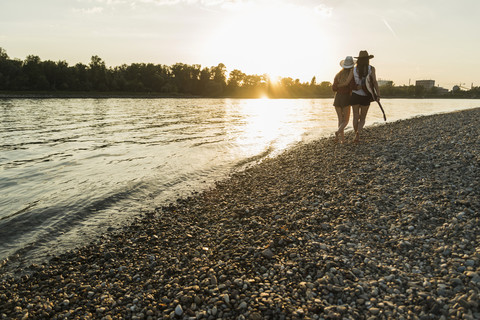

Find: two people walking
<box><xmin>332</xmin><ymin>50</ymin><xmax>380</xmax><ymax>143</ymax></box>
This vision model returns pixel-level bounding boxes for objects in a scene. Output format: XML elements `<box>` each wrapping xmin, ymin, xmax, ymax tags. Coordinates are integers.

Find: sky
<box><xmin>1</xmin><ymin>0</ymin><xmax>479</xmax><ymax>89</ymax></box>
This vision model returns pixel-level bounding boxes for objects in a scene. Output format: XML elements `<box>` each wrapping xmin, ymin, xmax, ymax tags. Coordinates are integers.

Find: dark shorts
<box><xmin>350</xmin><ymin>93</ymin><xmax>371</xmax><ymax>106</ymax></box>
<box><xmin>333</xmin><ymin>92</ymin><xmax>351</xmax><ymax>108</ymax></box>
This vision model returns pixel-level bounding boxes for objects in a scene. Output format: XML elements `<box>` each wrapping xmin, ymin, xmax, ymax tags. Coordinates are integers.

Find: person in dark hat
<box><xmin>332</xmin><ymin>55</ymin><xmax>356</xmax><ymax>143</ymax></box>
<box><xmin>350</xmin><ymin>50</ymin><xmax>380</xmax><ymax>143</ymax></box>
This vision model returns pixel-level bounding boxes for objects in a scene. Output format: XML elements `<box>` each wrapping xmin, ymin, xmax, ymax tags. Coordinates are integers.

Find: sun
<box><xmin>258</xmin><ymin>93</ymin><xmax>270</xmax><ymax>100</ymax></box>
<box><xmin>203</xmin><ymin>2</ymin><xmax>332</xmax><ymax>82</ymax></box>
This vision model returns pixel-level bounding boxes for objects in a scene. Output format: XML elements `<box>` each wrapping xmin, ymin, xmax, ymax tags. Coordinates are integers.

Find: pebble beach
<box><xmin>1</xmin><ymin>107</ymin><xmax>479</xmax><ymax>319</ymax></box>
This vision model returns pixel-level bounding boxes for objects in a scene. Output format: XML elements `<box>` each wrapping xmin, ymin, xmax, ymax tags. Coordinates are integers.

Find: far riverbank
<box><xmin>2</xmin><ymin>91</ymin><xmax>479</xmax><ymax>100</ymax></box>
<box><xmin>0</xmin><ymin>91</ymin><xmax>202</xmax><ymax>99</ymax></box>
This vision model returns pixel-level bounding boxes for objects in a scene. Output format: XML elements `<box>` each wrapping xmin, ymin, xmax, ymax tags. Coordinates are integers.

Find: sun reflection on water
<box><xmin>225</xmin><ymin>99</ymin><xmax>327</xmax><ymax>160</ymax></box>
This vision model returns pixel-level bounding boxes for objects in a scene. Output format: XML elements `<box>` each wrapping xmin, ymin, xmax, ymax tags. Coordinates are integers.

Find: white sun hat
<box><xmin>340</xmin><ymin>56</ymin><xmax>355</xmax><ymax>69</ymax></box>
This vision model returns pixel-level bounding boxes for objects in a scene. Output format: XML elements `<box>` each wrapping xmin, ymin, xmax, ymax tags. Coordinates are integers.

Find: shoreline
<box><xmin>0</xmin><ymin>92</ymin><xmax>332</xmax><ymax>99</ymax></box>
<box><xmin>1</xmin><ymin>108</ymin><xmax>479</xmax><ymax>319</ymax></box>
<box><xmin>0</xmin><ymin>92</ymin><xmax>203</xmax><ymax>99</ymax></box>
<box><xmin>2</xmin><ymin>92</ymin><xmax>480</xmax><ymax>100</ymax></box>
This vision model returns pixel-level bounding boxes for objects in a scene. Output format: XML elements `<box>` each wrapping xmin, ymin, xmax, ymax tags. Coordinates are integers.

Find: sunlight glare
<box><xmin>204</xmin><ymin>2</ymin><xmax>332</xmax><ymax>82</ymax></box>
<box><xmin>225</xmin><ymin>99</ymin><xmax>305</xmax><ymax>159</ymax></box>
<box><xmin>258</xmin><ymin>93</ymin><xmax>269</xmax><ymax>100</ymax></box>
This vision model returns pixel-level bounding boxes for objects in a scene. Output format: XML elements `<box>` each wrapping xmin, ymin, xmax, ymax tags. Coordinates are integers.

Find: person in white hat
<box><xmin>332</xmin><ymin>55</ymin><xmax>355</xmax><ymax>143</ymax></box>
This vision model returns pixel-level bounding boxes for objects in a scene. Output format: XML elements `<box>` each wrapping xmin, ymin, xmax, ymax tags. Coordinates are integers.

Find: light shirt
<box><xmin>353</xmin><ymin>65</ymin><xmax>372</xmax><ymax>96</ymax></box>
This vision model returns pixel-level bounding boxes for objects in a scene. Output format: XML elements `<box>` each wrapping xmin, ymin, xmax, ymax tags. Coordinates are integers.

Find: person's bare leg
<box><xmin>352</xmin><ymin>105</ymin><xmax>360</xmax><ymax>142</ymax></box>
<box><xmin>356</xmin><ymin>105</ymin><xmax>370</xmax><ymax>142</ymax></box>
<box><xmin>338</xmin><ymin>106</ymin><xmax>350</xmax><ymax>143</ymax></box>
<box><xmin>334</xmin><ymin>106</ymin><xmax>343</xmax><ymax>142</ymax></box>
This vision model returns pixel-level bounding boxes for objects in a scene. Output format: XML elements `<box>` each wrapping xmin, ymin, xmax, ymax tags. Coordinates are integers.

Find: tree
<box><xmin>227</xmin><ymin>69</ymin><xmax>245</xmax><ymax>87</ymax></box>
<box><xmin>74</xmin><ymin>63</ymin><xmax>90</xmax><ymax>91</ymax></box>
<box><xmin>415</xmin><ymin>85</ymin><xmax>425</xmax><ymax>98</ymax></box>
<box><xmin>23</xmin><ymin>55</ymin><xmax>49</xmax><ymax>90</ymax></box>
<box><xmin>317</xmin><ymin>81</ymin><xmax>332</xmax><ymax>97</ymax></box>
<box><xmin>226</xmin><ymin>69</ymin><xmax>246</xmax><ymax>96</ymax></box>
<box><xmin>42</xmin><ymin>60</ymin><xmax>58</xmax><ymax>89</ymax></box>
<box><xmin>199</xmin><ymin>64</ymin><xmax>226</xmax><ymax>97</ymax></box>
<box><xmin>0</xmin><ymin>47</ymin><xmax>8</xmax><ymax>60</ymax></box>
<box><xmin>89</xmin><ymin>55</ymin><xmax>107</xmax><ymax>91</ymax></box>
<box><xmin>199</xmin><ymin>67</ymin><xmax>212</xmax><ymax>95</ymax></box>
<box><xmin>243</xmin><ymin>74</ymin><xmax>263</xmax><ymax>88</ymax></box>
<box><xmin>0</xmin><ymin>47</ymin><xmax>11</xmax><ymax>89</ymax></box>
<box><xmin>55</xmin><ymin>60</ymin><xmax>71</xmax><ymax>90</ymax></box>
<box><xmin>281</xmin><ymin>77</ymin><xmax>295</xmax><ymax>88</ymax></box>
<box><xmin>171</xmin><ymin>63</ymin><xmax>198</xmax><ymax>94</ymax></box>
<box><xmin>211</xmin><ymin>63</ymin><xmax>227</xmax><ymax>91</ymax></box>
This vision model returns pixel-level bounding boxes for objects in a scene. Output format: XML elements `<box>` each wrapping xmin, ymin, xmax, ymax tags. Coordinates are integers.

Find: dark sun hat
<box><xmin>355</xmin><ymin>50</ymin><xmax>374</xmax><ymax>59</ymax></box>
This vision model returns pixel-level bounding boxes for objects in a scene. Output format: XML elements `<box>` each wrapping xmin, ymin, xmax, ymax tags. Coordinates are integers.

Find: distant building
<box><xmin>436</xmin><ymin>86</ymin><xmax>449</xmax><ymax>94</ymax></box>
<box><xmin>416</xmin><ymin>80</ymin><xmax>435</xmax><ymax>90</ymax></box>
<box><xmin>452</xmin><ymin>84</ymin><xmax>469</xmax><ymax>91</ymax></box>
<box><xmin>378</xmin><ymin>79</ymin><xmax>393</xmax><ymax>87</ymax></box>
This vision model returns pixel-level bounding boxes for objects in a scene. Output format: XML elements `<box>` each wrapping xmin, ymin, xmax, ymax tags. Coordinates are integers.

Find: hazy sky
<box><xmin>1</xmin><ymin>0</ymin><xmax>479</xmax><ymax>88</ymax></box>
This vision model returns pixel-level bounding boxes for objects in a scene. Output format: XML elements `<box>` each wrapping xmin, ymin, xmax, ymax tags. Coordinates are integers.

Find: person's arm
<box><xmin>337</xmin><ymin>69</ymin><xmax>353</xmax><ymax>88</ymax></box>
<box><xmin>371</xmin><ymin>67</ymin><xmax>380</xmax><ymax>99</ymax></box>
<box><xmin>332</xmin><ymin>72</ymin><xmax>340</xmax><ymax>92</ymax></box>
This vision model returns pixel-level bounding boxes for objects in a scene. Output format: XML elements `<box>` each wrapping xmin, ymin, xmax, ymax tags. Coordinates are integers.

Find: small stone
<box><xmin>210</xmin><ymin>275</ymin><xmax>218</xmax><ymax>286</ymax></box>
<box><xmin>295</xmin><ymin>308</ymin><xmax>305</xmax><ymax>316</ymax></box>
<box><xmin>451</xmin><ymin>278</ymin><xmax>463</xmax><ymax>287</ymax></box>
<box><xmin>262</xmin><ymin>248</ymin><xmax>274</xmax><ymax>259</ymax></box>
<box><xmin>370</xmin><ymin>308</ymin><xmax>380</xmax><ymax>315</ymax></box>
<box><xmin>234</xmin><ymin>278</ymin><xmax>243</xmax><ymax>287</ymax></box>
<box><xmin>223</xmin><ymin>294</ymin><xmax>230</xmax><ymax>304</ymax></box>
<box><xmin>437</xmin><ymin>284</ymin><xmax>448</xmax><ymax>296</ymax></box>
<box><xmin>466</xmin><ymin>260</ymin><xmax>475</xmax><ymax>267</ymax></box>
<box><xmin>471</xmin><ymin>276</ymin><xmax>480</xmax><ymax>284</ymax></box>
<box><xmin>175</xmin><ymin>304</ymin><xmax>183</xmax><ymax>316</ymax></box>
<box><xmin>238</xmin><ymin>301</ymin><xmax>248</xmax><ymax>309</ymax></box>
<box><xmin>250</xmin><ymin>312</ymin><xmax>262</xmax><ymax>320</ymax></box>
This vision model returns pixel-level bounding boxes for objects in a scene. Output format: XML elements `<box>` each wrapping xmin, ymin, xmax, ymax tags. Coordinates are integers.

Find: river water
<box><xmin>0</xmin><ymin>98</ymin><xmax>478</xmax><ymax>270</ymax></box>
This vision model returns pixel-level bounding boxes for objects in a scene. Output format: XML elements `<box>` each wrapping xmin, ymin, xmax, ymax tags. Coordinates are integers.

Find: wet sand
<box><xmin>1</xmin><ymin>108</ymin><xmax>479</xmax><ymax>319</ymax></box>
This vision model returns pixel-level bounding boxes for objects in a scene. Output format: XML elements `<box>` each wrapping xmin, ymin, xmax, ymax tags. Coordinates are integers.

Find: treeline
<box><xmin>0</xmin><ymin>48</ymin><xmax>332</xmax><ymax>98</ymax></box>
<box><xmin>2</xmin><ymin>48</ymin><xmax>479</xmax><ymax>98</ymax></box>
<box><xmin>379</xmin><ymin>83</ymin><xmax>480</xmax><ymax>99</ymax></box>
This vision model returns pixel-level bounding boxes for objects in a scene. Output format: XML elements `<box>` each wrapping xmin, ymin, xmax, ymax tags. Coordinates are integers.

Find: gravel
<box><xmin>1</xmin><ymin>107</ymin><xmax>479</xmax><ymax>319</ymax></box>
